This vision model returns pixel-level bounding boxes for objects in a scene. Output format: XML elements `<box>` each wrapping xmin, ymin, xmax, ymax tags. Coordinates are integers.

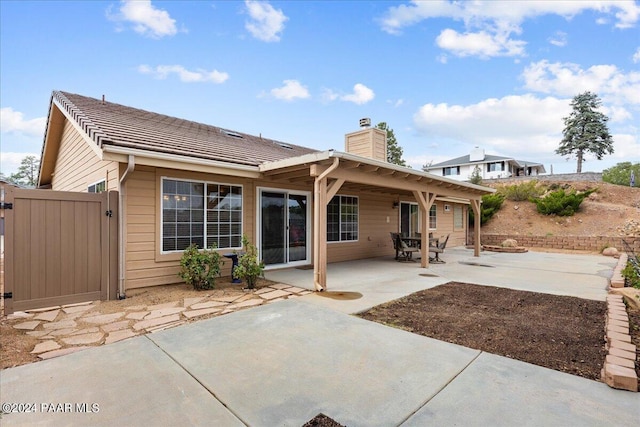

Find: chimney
<box><xmin>470</xmin><ymin>146</ymin><xmax>485</xmax><ymax>162</ymax></box>
<box><xmin>345</xmin><ymin>119</ymin><xmax>387</xmax><ymax>162</ymax></box>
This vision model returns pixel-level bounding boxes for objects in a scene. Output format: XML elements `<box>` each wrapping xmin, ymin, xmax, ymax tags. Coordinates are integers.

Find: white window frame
<box><xmin>327</xmin><ymin>194</ymin><xmax>359</xmax><ymax>243</ymax></box>
<box><xmin>88</xmin><ymin>179</ymin><xmax>106</xmax><ymax>193</ymax></box>
<box><xmin>429</xmin><ymin>204</ymin><xmax>437</xmax><ymax>230</ymax></box>
<box><xmin>160</xmin><ymin>177</ymin><xmax>243</xmax><ymax>254</ymax></box>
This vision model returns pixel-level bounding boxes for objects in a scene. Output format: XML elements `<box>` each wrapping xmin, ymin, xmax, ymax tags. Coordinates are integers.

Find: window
<box><xmin>429</xmin><ymin>204</ymin><xmax>437</xmax><ymax>229</ymax></box>
<box><xmin>400</xmin><ymin>202</ymin><xmax>419</xmax><ymax>237</ymax></box>
<box><xmin>443</xmin><ymin>166</ymin><xmax>460</xmax><ymax>176</ymax></box>
<box><xmin>327</xmin><ymin>195</ymin><xmax>358</xmax><ymax>242</ymax></box>
<box><xmin>487</xmin><ymin>162</ymin><xmax>504</xmax><ymax>172</ymax></box>
<box><xmin>88</xmin><ymin>180</ymin><xmax>106</xmax><ymax>193</ymax></box>
<box><xmin>454</xmin><ymin>205</ymin><xmax>464</xmax><ymax>229</ymax></box>
<box><xmin>161</xmin><ymin>178</ymin><xmax>242</xmax><ymax>252</ymax></box>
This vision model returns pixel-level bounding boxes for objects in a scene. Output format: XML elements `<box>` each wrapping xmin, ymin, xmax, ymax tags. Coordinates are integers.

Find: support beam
<box><xmin>313</xmin><ymin>158</ymin><xmax>339</xmax><ymax>291</ymax></box>
<box><xmin>326</xmin><ymin>178</ymin><xmax>345</xmax><ymax>202</ymax></box>
<box><xmin>413</xmin><ymin>190</ymin><xmax>436</xmax><ymax>268</ymax></box>
<box><xmin>470</xmin><ymin>199</ymin><xmax>482</xmax><ymax>257</ymax></box>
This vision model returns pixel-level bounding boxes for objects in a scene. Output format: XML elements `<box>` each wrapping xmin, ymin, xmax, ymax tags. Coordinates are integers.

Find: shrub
<box><xmin>178</xmin><ymin>244</ymin><xmax>222</xmax><ymax>290</ymax></box>
<box><xmin>469</xmin><ymin>193</ymin><xmax>505</xmax><ymax>225</ymax></box>
<box><xmin>602</xmin><ymin>162</ymin><xmax>639</xmax><ymax>187</ymax></box>
<box><xmin>531</xmin><ymin>188</ymin><xmax>596</xmax><ymax>216</ymax></box>
<box><xmin>622</xmin><ymin>260</ymin><xmax>640</xmax><ymax>289</ymax></box>
<box><xmin>497</xmin><ymin>180</ymin><xmax>546</xmax><ymax>201</ymax></box>
<box><xmin>234</xmin><ymin>235</ymin><xmax>265</xmax><ymax>289</ymax></box>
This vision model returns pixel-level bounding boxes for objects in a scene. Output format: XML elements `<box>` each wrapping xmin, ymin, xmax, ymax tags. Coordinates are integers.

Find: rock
<box><xmin>513</xmin><ymin>205</ymin><xmax>519</xmax><ymax>210</ymax></box>
<box><xmin>602</xmin><ymin>247</ymin><xmax>619</xmax><ymax>257</ymax></box>
<box><xmin>501</xmin><ymin>239</ymin><xmax>518</xmax><ymax>248</ymax></box>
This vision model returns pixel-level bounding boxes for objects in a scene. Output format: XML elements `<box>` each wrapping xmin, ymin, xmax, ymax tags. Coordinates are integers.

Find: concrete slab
<box><xmin>403</xmin><ymin>352</ymin><xmax>639</xmax><ymax>427</ymax></box>
<box><xmin>149</xmin><ymin>299</ymin><xmax>480</xmax><ymax>427</ymax></box>
<box><xmin>0</xmin><ymin>337</ymin><xmax>243</xmax><ymax>426</ymax></box>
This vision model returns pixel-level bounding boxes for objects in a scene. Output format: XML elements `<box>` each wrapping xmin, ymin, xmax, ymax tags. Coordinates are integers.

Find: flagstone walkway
<box><xmin>7</xmin><ymin>283</ymin><xmax>311</xmax><ymax>361</ymax></box>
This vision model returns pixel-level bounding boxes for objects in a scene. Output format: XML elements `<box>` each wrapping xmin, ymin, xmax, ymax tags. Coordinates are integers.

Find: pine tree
<box><xmin>376</xmin><ymin>122</ymin><xmax>407</xmax><ymax>167</ymax></box>
<box><xmin>9</xmin><ymin>155</ymin><xmax>40</xmax><ymax>187</ymax></box>
<box><xmin>556</xmin><ymin>92</ymin><xmax>613</xmax><ymax>173</ymax></box>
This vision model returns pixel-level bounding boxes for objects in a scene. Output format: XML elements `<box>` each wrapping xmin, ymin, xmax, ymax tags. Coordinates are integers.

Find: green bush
<box><xmin>178</xmin><ymin>244</ymin><xmax>222</xmax><ymax>290</ymax></box>
<box><xmin>531</xmin><ymin>188</ymin><xmax>596</xmax><ymax>216</ymax></box>
<box><xmin>496</xmin><ymin>180</ymin><xmax>546</xmax><ymax>201</ymax></box>
<box><xmin>622</xmin><ymin>259</ymin><xmax>640</xmax><ymax>289</ymax></box>
<box><xmin>602</xmin><ymin>162</ymin><xmax>639</xmax><ymax>187</ymax></box>
<box><xmin>469</xmin><ymin>193</ymin><xmax>505</xmax><ymax>225</ymax></box>
<box><xmin>234</xmin><ymin>235</ymin><xmax>265</xmax><ymax>289</ymax></box>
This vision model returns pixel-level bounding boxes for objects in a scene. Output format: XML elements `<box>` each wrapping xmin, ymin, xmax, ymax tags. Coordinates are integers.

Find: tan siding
<box><xmin>51</xmin><ymin>120</ymin><xmax>119</xmax><ymax>192</ymax></box>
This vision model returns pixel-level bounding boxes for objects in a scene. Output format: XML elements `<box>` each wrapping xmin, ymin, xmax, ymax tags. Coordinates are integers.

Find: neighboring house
<box><xmin>425</xmin><ymin>147</ymin><xmax>546</xmax><ymax>181</ymax></box>
<box><xmin>38</xmin><ymin>91</ymin><xmax>493</xmax><ymax>296</ymax></box>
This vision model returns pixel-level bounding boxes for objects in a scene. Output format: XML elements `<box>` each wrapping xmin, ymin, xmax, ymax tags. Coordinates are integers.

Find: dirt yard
<box><xmin>359</xmin><ymin>282</ymin><xmax>611</xmax><ymax>381</ymax></box>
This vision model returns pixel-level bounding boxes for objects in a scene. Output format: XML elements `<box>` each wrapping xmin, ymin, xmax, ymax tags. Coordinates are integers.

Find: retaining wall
<box><xmin>472</xmin><ymin>234</ymin><xmax>640</xmax><ymax>253</ymax></box>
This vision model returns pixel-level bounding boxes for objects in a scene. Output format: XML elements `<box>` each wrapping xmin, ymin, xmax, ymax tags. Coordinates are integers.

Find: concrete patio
<box><xmin>2</xmin><ymin>248</ymin><xmax>637</xmax><ymax>426</ymax></box>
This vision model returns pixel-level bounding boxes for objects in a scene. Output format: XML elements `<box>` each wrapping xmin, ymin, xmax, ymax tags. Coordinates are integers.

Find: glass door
<box><xmin>400</xmin><ymin>202</ymin><xmax>419</xmax><ymax>237</ymax></box>
<box><xmin>260</xmin><ymin>190</ymin><xmax>309</xmax><ymax>266</ymax></box>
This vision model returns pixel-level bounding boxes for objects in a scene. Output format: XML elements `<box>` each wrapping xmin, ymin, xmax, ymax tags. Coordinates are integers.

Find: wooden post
<box><xmin>412</xmin><ymin>190</ymin><xmax>436</xmax><ymax>268</ymax></box>
<box><xmin>471</xmin><ymin>199</ymin><xmax>481</xmax><ymax>257</ymax></box>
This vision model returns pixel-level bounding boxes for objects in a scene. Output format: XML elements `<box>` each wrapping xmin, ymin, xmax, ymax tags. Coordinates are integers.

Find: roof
<box><xmin>428</xmin><ymin>153</ymin><xmax>545</xmax><ymax>171</ymax></box>
<box><xmin>50</xmin><ymin>91</ymin><xmax>317</xmax><ymax>167</ymax></box>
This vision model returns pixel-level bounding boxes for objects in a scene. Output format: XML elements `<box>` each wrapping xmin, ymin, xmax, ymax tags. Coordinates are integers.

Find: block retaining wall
<box><xmin>471</xmin><ymin>234</ymin><xmax>640</xmax><ymax>253</ymax></box>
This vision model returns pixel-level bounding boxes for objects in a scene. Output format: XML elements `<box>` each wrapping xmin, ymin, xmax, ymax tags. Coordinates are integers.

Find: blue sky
<box><xmin>1</xmin><ymin>0</ymin><xmax>639</xmax><ymax>176</ymax></box>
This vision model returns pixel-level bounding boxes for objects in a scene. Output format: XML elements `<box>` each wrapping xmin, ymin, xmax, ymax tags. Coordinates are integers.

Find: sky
<box><xmin>1</xmin><ymin>0</ymin><xmax>639</xmax><ymax>177</ymax></box>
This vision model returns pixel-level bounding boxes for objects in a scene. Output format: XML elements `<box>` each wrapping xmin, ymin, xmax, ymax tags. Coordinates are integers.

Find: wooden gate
<box><xmin>1</xmin><ymin>186</ymin><xmax>118</xmax><ymax>315</ymax></box>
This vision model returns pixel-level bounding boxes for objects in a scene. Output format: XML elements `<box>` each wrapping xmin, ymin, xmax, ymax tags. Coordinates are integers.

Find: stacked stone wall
<box><xmin>471</xmin><ymin>234</ymin><xmax>639</xmax><ymax>253</ymax></box>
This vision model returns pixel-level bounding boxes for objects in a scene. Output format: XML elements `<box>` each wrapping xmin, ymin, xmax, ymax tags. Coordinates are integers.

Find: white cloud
<box><xmin>436</xmin><ymin>28</ymin><xmax>526</xmax><ymax>58</ymax></box>
<box><xmin>633</xmin><ymin>47</ymin><xmax>640</xmax><ymax>63</ymax></box>
<box><xmin>270</xmin><ymin>80</ymin><xmax>310</xmax><ymax>101</ymax></box>
<box><xmin>244</xmin><ymin>0</ymin><xmax>288</xmax><ymax>42</ymax></box>
<box><xmin>0</xmin><ymin>108</ymin><xmax>46</xmax><ymax>137</ymax></box>
<box><xmin>1</xmin><ymin>152</ymin><xmax>40</xmax><ymax>176</ymax></box>
<box><xmin>413</xmin><ymin>94</ymin><xmax>570</xmax><ymax>158</ymax></box>
<box><xmin>138</xmin><ymin>64</ymin><xmax>229</xmax><ymax>83</ymax></box>
<box><xmin>341</xmin><ymin>84</ymin><xmax>375</xmax><ymax>105</ymax></box>
<box><xmin>548</xmin><ymin>31</ymin><xmax>567</xmax><ymax>47</ymax></box>
<box><xmin>380</xmin><ymin>1</ymin><xmax>639</xmax><ymax>58</ymax></box>
<box><xmin>522</xmin><ymin>60</ymin><xmax>640</xmax><ymax>105</ymax></box>
<box><xmin>108</xmin><ymin>0</ymin><xmax>178</xmax><ymax>38</ymax></box>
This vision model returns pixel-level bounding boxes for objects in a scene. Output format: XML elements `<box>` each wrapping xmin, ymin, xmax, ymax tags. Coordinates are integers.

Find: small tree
<box><xmin>602</xmin><ymin>162</ymin><xmax>640</xmax><ymax>188</ymax></box>
<box><xmin>178</xmin><ymin>244</ymin><xmax>222</xmax><ymax>290</ymax></box>
<box><xmin>234</xmin><ymin>235</ymin><xmax>265</xmax><ymax>289</ymax></box>
<box><xmin>468</xmin><ymin>166</ymin><xmax>482</xmax><ymax>184</ymax></box>
<box><xmin>469</xmin><ymin>193</ymin><xmax>505</xmax><ymax>225</ymax></box>
<box><xmin>556</xmin><ymin>92</ymin><xmax>613</xmax><ymax>173</ymax></box>
<box><xmin>8</xmin><ymin>155</ymin><xmax>40</xmax><ymax>187</ymax></box>
<box><xmin>376</xmin><ymin>122</ymin><xmax>407</xmax><ymax>167</ymax></box>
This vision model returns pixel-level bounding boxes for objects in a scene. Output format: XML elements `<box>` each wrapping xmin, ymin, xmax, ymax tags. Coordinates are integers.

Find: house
<box><xmin>425</xmin><ymin>147</ymin><xmax>546</xmax><ymax>181</ymax></box>
<box><xmin>38</xmin><ymin>91</ymin><xmax>493</xmax><ymax>296</ymax></box>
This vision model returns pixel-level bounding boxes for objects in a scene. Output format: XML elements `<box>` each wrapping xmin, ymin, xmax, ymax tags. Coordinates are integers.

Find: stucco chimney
<box><xmin>470</xmin><ymin>146</ymin><xmax>485</xmax><ymax>162</ymax></box>
<box><xmin>345</xmin><ymin>120</ymin><xmax>387</xmax><ymax>162</ymax></box>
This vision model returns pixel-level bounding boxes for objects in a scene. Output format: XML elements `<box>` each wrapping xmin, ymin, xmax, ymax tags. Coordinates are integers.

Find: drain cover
<box><xmin>458</xmin><ymin>261</ymin><xmax>495</xmax><ymax>268</ymax></box>
<box><xmin>419</xmin><ymin>273</ymin><xmax>439</xmax><ymax>277</ymax></box>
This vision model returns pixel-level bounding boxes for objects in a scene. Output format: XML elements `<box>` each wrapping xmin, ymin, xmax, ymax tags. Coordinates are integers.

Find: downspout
<box><xmin>313</xmin><ymin>157</ymin><xmax>340</xmax><ymax>291</ymax></box>
<box><xmin>118</xmin><ymin>155</ymin><xmax>135</xmax><ymax>299</ymax></box>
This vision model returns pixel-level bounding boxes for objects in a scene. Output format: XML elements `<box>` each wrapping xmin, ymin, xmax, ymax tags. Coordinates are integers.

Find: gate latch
<box><xmin>0</xmin><ymin>202</ymin><xmax>13</xmax><ymax>210</ymax></box>
<box><xmin>105</xmin><ymin>210</ymin><xmax>113</xmax><ymax>217</ymax></box>
<box><xmin>1</xmin><ymin>292</ymin><xmax>12</xmax><ymax>299</ymax></box>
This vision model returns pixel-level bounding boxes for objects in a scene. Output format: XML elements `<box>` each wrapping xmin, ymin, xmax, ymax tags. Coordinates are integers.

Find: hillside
<box><xmin>481</xmin><ymin>181</ymin><xmax>640</xmax><ymax>238</ymax></box>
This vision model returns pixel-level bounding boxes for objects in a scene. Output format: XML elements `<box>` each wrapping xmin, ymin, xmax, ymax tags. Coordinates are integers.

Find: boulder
<box><xmin>501</xmin><ymin>239</ymin><xmax>518</xmax><ymax>248</ymax></box>
<box><xmin>602</xmin><ymin>247</ymin><xmax>619</xmax><ymax>257</ymax></box>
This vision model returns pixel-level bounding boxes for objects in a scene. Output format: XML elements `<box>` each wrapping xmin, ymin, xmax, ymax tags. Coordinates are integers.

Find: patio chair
<box><xmin>391</xmin><ymin>232</ymin><xmax>418</xmax><ymax>261</ymax></box>
<box><xmin>430</xmin><ymin>234</ymin><xmax>450</xmax><ymax>264</ymax></box>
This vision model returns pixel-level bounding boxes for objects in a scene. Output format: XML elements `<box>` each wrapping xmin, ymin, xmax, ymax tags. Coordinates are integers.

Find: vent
<box><xmin>359</xmin><ymin>118</ymin><xmax>371</xmax><ymax>128</ymax></box>
<box><xmin>276</xmin><ymin>142</ymin><xmax>293</xmax><ymax>150</ymax></box>
<box><xmin>222</xmin><ymin>129</ymin><xmax>243</xmax><ymax>138</ymax></box>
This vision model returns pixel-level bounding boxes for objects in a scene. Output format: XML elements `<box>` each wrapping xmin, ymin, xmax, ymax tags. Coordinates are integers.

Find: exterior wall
<box><xmin>50</xmin><ymin>120</ymin><xmax>119</xmax><ymax>192</ymax></box>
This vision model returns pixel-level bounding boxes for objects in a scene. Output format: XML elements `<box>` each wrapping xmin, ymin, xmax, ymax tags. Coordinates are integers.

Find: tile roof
<box><xmin>53</xmin><ymin>91</ymin><xmax>317</xmax><ymax>167</ymax></box>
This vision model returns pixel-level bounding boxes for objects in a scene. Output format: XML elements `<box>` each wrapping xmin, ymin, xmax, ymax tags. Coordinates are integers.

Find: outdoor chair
<box><xmin>430</xmin><ymin>234</ymin><xmax>450</xmax><ymax>264</ymax></box>
<box><xmin>391</xmin><ymin>232</ymin><xmax>418</xmax><ymax>261</ymax></box>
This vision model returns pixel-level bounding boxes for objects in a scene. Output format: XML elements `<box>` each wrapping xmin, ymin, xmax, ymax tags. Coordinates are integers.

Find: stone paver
<box><xmin>33</xmin><ymin>310</ymin><xmax>60</xmax><ymax>322</ymax></box>
<box><xmin>43</xmin><ymin>319</ymin><xmax>77</xmax><ymax>330</ymax></box>
<box><xmin>62</xmin><ymin>301</ymin><xmax>95</xmax><ymax>308</ymax></box>
<box><xmin>14</xmin><ymin>321</ymin><xmax>41</xmax><ymax>330</ymax></box>
<box><xmin>183</xmin><ymin>297</ymin><xmax>205</xmax><ymax>307</ymax></box>
<box><xmin>62</xmin><ymin>305</ymin><xmax>95</xmax><ymax>314</ymax></box>
<box><xmin>133</xmin><ymin>314</ymin><xmax>181</xmax><ymax>331</ymax></box>
<box><xmin>31</xmin><ymin>341</ymin><xmax>61</xmax><ymax>354</ymax></box>
<box><xmin>126</xmin><ymin>311</ymin><xmax>149</xmax><ymax>320</ymax></box>
<box><xmin>259</xmin><ymin>289</ymin><xmax>291</xmax><ymax>300</ymax></box>
<box><xmin>45</xmin><ymin>328</ymin><xmax>77</xmax><ymax>337</ymax></box>
<box><xmin>147</xmin><ymin>321</ymin><xmax>185</xmax><ymax>333</ymax></box>
<box><xmin>254</xmin><ymin>287</ymin><xmax>274</xmax><ymax>295</ymax></box>
<box><xmin>269</xmin><ymin>283</ymin><xmax>291</xmax><ymax>290</ymax></box>
<box><xmin>82</xmin><ymin>312</ymin><xmax>125</xmax><ymax>324</ymax></box>
<box><xmin>183</xmin><ymin>307</ymin><xmax>223</xmax><ymax>319</ymax></box>
<box><xmin>190</xmin><ymin>301</ymin><xmax>228</xmax><ymax>310</ymax></box>
<box><xmin>26</xmin><ymin>306</ymin><xmax>60</xmax><ymax>313</ymax></box>
<box><xmin>62</xmin><ymin>332</ymin><xmax>104</xmax><ymax>345</ymax></box>
<box><xmin>230</xmin><ymin>299</ymin><xmax>263</xmax><ymax>309</ymax></box>
<box><xmin>7</xmin><ymin>311</ymin><xmax>34</xmax><ymax>320</ymax></box>
<box><xmin>70</xmin><ymin>327</ymin><xmax>100</xmax><ymax>335</ymax></box>
<box><xmin>26</xmin><ymin>331</ymin><xmax>50</xmax><ymax>338</ymax></box>
<box><xmin>283</xmin><ymin>286</ymin><xmax>306</xmax><ymax>294</ymax></box>
<box><xmin>102</xmin><ymin>320</ymin><xmax>131</xmax><ymax>332</ymax></box>
<box><xmin>124</xmin><ymin>305</ymin><xmax>147</xmax><ymax>311</ymax></box>
<box><xmin>145</xmin><ymin>307</ymin><xmax>185</xmax><ymax>320</ymax></box>
<box><xmin>105</xmin><ymin>329</ymin><xmax>137</xmax><ymax>344</ymax></box>
<box><xmin>213</xmin><ymin>295</ymin><xmax>242</xmax><ymax>303</ymax></box>
<box><xmin>38</xmin><ymin>346</ymin><xmax>90</xmax><ymax>360</ymax></box>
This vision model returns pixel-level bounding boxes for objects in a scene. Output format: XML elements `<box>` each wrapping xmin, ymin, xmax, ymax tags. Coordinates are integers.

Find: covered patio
<box><xmin>260</xmin><ymin>150</ymin><xmax>493</xmax><ymax>291</ymax></box>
